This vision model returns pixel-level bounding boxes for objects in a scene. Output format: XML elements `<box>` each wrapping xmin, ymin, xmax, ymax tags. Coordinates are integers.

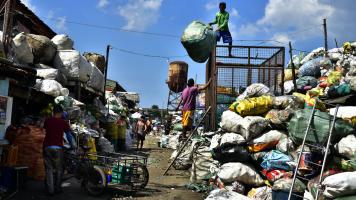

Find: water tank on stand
<box><xmin>166</xmin><ymin>61</ymin><xmax>188</xmax><ymax>93</ymax></box>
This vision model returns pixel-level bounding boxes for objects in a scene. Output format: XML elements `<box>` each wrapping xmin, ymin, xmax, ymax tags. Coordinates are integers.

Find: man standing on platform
<box><xmin>176</xmin><ymin>78</ymin><xmax>211</xmax><ymax>141</ymax></box>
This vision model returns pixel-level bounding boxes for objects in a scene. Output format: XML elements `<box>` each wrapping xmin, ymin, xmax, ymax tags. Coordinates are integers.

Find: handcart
<box><xmin>64</xmin><ymin>147</ymin><xmax>149</xmax><ymax>196</ymax></box>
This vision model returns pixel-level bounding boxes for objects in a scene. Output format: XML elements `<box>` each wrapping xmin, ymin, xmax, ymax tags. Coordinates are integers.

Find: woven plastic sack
<box><xmin>248</xmin><ymin>130</ymin><xmax>287</xmax><ymax>153</ymax></box>
<box><xmin>181</xmin><ymin>21</ymin><xmax>216</xmax><ymax>63</ymax></box>
<box><xmin>237</xmin><ymin>116</ymin><xmax>269</xmax><ymax>141</ymax></box>
<box><xmin>288</xmin><ymin>108</ymin><xmax>354</xmax><ymax>145</ymax></box>
<box><xmin>296</xmin><ymin>76</ymin><xmax>318</xmax><ymax>90</ymax></box>
<box><xmin>26</xmin><ymin>33</ymin><xmax>57</xmax><ymax>65</ymax></box>
<box><xmin>217</xmin><ymin>162</ymin><xmax>264</xmax><ymax>186</ymax></box>
<box><xmin>261</xmin><ymin>150</ymin><xmax>292</xmax><ymax>171</ymax></box>
<box><xmin>336</xmin><ymin>134</ymin><xmax>356</xmax><ymax>159</ymax></box>
<box><xmin>327</xmin><ymin>70</ymin><xmax>343</xmax><ymax>86</ymax></box>
<box><xmin>51</xmin><ymin>34</ymin><xmax>74</xmax><ymax>50</ymax></box>
<box><xmin>11</xmin><ymin>32</ymin><xmax>34</xmax><ymax>64</ymax></box>
<box><xmin>248</xmin><ymin>186</ymin><xmax>272</xmax><ymax>200</ymax></box>
<box><xmin>322</xmin><ymin>172</ymin><xmax>356</xmax><ymax>199</ymax></box>
<box><xmin>236</xmin><ymin>96</ymin><xmax>272</xmax><ymax>117</ymax></box>
<box><xmin>220</xmin><ymin>133</ymin><xmax>246</xmax><ymax>146</ymax></box>
<box><xmin>272</xmin><ymin>95</ymin><xmax>304</xmax><ymax>110</ymax></box>
<box><xmin>190</xmin><ymin>146</ymin><xmax>216</xmax><ymax>183</ymax></box>
<box><xmin>237</xmin><ymin>83</ymin><xmax>271</xmax><ymax>101</ymax></box>
<box><xmin>220</xmin><ymin>110</ymin><xmax>243</xmax><ymax>133</ymax></box>
<box><xmin>299</xmin><ymin>57</ymin><xmax>323</xmax><ymax>77</ymax></box>
<box><xmin>273</xmin><ymin>178</ymin><xmax>306</xmax><ymax>193</ymax></box>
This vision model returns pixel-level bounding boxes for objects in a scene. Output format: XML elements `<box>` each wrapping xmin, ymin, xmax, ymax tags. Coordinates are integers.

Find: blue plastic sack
<box><xmin>299</xmin><ymin>57</ymin><xmax>322</xmax><ymax>77</ymax></box>
<box><xmin>261</xmin><ymin>150</ymin><xmax>292</xmax><ymax>171</ymax></box>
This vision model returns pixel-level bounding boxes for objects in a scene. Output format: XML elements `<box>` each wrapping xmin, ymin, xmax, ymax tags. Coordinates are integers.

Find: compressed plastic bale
<box><xmin>217</xmin><ymin>162</ymin><xmax>264</xmax><ymax>186</ymax></box>
<box><xmin>83</xmin><ymin>52</ymin><xmax>106</xmax><ymax>73</ymax></box>
<box><xmin>205</xmin><ymin>189</ymin><xmax>252</xmax><ymax>200</ymax></box>
<box><xmin>300</xmin><ymin>47</ymin><xmax>325</xmax><ymax>65</ymax></box>
<box><xmin>11</xmin><ymin>32</ymin><xmax>34</xmax><ymax>64</ymax></box>
<box><xmin>236</xmin><ymin>116</ymin><xmax>269</xmax><ymax>141</ymax></box>
<box><xmin>181</xmin><ymin>21</ymin><xmax>216</xmax><ymax>63</ymax></box>
<box><xmin>272</xmin><ymin>95</ymin><xmax>304</xmax><ymax>110</ymax></box>
<box><xmin>236</xmin><ymin>96</ymin><xmax>273</xmax><ymax>117</ymax></box>
<box><xmin>26</xmin><ymin>33</ymin><xmax>57</xmax><ymax>65</ymax></box>
<box><xmin>34</xmin><ymin>79</ymin><xmax>64</xmax><ymax>97</ymax></box>
<box><xmin>173</xmin><ymin>142</ymin><xmax>194</xmax><ymax>170</ymax></box>
<box><xmin>54</xmin><ymin>50</ymin><xmax>93</xmax><ymax>82</ymax></box>
<box><xmin>299</xmin><ymin>57</ymin><xmax>323</xmax><ymax>77</ymax></box>
<box><xmin>237</xmin><ymin>83</ymin><xmax>270</xmax><ymax>101</ymax></box>
<box><xmin>51</xmin><ymin>34</ymin><xmax>74</xmax><ymax>50</ymax></box>
<box><xmin>35</xmin><ymin>67</ymin><xmax>67</xmax><ymax>84</ymax></box>
<box><xmin>219</xmin><ymin>133</ymin><xmax>246</xmax><ymax>146</ymax></box>
<box><xmin>336</xmin><ymin>135</ymin><xmax>356</xmax><ymax>159</ymax></box>
<box><xmin>220</xmin><ymin>110</ymin><xmax>243</xmax><ymax>133</ymax></box>
<box><xmin>288</xmin><ymin>108</ymin><xmax>355</xmax><ymax>145</ymax></box>
<box><xmin>190</xmin><ymin>146</ymin><xmax>216</xmax><ymax>183</ymax></box>
<box><xmin>322</xmin><ymin>172</ymin><xmax>356</xmax><ymax>199</ymax></box>
<box><xmin>87</xmin><ymin>64</ymin><xmax>105</xmax><ymax>92</ymax></box>
<box><xmin>247</xmin><ymin>130</ymin><xmax>287</xmax><ymax>153</ymax></box>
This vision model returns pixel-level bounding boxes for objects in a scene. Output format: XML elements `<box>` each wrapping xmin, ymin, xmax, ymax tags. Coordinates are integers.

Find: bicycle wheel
<box><xmin>131</xmin><ymin>164</ymin><xmax>149</xmax><ymax>189</ymax></box>
<box><xmin>82</xmin><ymin>165</ymin><xmax>106</xmax><ymax>196</ymax></box>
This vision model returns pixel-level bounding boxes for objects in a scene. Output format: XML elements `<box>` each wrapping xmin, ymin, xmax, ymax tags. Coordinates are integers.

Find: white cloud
<box><xmin>55</xmin><ymin>17</ymin><xmax>67</xmax><ymax>32</ymax></box>
<box><xmin>257</xmin><ymin>0</ymin><xmax>334</xmax><ymax>40</ymax></box>
<box><xmin>236</xmin><ymin>23</ymin><xmax>260</xmax><ymax>37</ymax></box>
<box><xmin>20</xmin><ymin>0</ymin><xmax>37</xmax><ymax>13</ymax></box>
<box><xmin>205</xmin><ymin>1</ymin><xmax>216</xmax><ymax>11</ymax></box>
<box><xmin>231</xmin><ymin>8</ymin><xmax>239</xmax><ymax>17</ymax></box>
<box><xmin>117</xmin><ymin>0</ymin><xmax>163</xmax><ymax>31</ymax></box>
<box><xmin>272</xmin><ymin>33</ymin><xmax>292</xmax><ymax>44</ymax></box>
<box><xmin>97</xmin><ymin>0</ymin><xmax>109</xmax><ymax>8</ymax></box>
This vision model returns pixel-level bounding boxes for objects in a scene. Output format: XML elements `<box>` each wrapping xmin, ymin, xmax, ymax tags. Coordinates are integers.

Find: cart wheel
<box><xmin>83</xmin><ymin>165</ymin><xmax>106</xmax><ymax>196</ymax></box>
<box><xmin>131</xmin><ymin>164</ymin><xmax>149</xmax><ymax>189</ymax></box>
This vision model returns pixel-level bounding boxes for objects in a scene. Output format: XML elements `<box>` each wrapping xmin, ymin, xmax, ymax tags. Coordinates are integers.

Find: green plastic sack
<box><xmin>181</xmin><ymin>21</ymin><xmax>216</xmax><ymax>63</ymax></box>
<box><xmin>288</xmin><ymin>108</ymin><xmax>355</xmax><ymax>145</ymax></box>
<box><xmin>335</xmin><ymin>195</ymin><xmax>356</xmax><ymax>200</ymax></box>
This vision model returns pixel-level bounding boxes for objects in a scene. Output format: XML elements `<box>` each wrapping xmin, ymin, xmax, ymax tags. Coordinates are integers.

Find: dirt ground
<box><xmin>12</xmin><ymin>135</ymin><xmax>205</xmax><ymax>200</ymax></box>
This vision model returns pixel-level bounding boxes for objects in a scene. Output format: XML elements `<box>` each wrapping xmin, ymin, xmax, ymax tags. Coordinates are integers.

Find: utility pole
<box><xmin>288</xmin><ymin>41</ymin><xmax>297</xmax><ymax>91</ymax></box>
<box><xmin>104</xmin><ymin>44</ymin><xmax>111</xmax><ymax>103</ymax></box>
<box><xmin>323</xmin><ymin>18</ymin><xmax>328</xmax><ymax>54</ymax></box>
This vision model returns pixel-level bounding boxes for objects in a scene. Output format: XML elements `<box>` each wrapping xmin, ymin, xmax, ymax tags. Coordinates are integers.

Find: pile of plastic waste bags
<box><xmin>170</xmin><ymin>43</ymin><xmax>356</xmax><ymax>200</ymax></box>
<box><xmin>9</xmin><ymin>32</ymin><xmax>106</xmax><ymax>96</ymax></box>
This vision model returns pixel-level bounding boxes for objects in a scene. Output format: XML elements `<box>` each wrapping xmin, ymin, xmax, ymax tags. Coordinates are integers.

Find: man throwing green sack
<box><xmin>209</xmin><ymin>2</ymin><xmax>233</xmax><ymax>57</ymax></box>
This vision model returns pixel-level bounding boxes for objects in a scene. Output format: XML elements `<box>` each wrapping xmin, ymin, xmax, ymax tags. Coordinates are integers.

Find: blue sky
<box><xmin>21</xmin><ymin>0</ymin><xmax>356</xmax><ymax>108</ymax></box>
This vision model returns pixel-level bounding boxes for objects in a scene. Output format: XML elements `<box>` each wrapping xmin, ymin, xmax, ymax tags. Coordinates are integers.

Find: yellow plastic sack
<box><xmin>344</xmin><ymin>42</ymin><xmax>352</xmax><ymax>54</ymax></box>
<box><xmin>327</xmin><ymin>71</ymin><xmax>342</xmax><ymax>86</ymax></box>
<box><xmin>236</xmin><ymin>96</ymin><xmax>272</xmax><ymax>117</ymax></box>
<box><xmin>305</xmin><ymin>89</ymin><xmax>326</xmax><ymax>111</ymax></box>
<box><xmin>292</xmin><ymin>92</ymin><xmax>306</xmax><ymax>101</ymax></box>
<box><xmin>229</xmin><ymin>101</ymin><xmax>239</xmax><ymax>113</ymax></box>
<box><xmin>87</xmin><ymin>137</ymin><xmax>97</xmax><ymax>160</ymax></box>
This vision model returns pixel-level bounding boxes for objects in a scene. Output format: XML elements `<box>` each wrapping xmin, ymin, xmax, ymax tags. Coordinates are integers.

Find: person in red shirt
<box><xmin>43</xmin><ymin>105</ymin><xmax>70</xmax><ymax>196</ymax></box>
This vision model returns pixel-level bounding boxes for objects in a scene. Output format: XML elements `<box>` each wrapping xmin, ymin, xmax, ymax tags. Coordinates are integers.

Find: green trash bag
<box><xmin>173</xmin><ymin>123</ymin><xmax>183</xmax><ymax>131</ymax></box>
<box><xmin>288</xmin><ymin>108</ymin><xmax>354</xmax><ymax>145</ymax></box>
<box><xmin>181</xmin><ymin>21</ymin><xmax>216</xmax><ymax>63</ymax></box>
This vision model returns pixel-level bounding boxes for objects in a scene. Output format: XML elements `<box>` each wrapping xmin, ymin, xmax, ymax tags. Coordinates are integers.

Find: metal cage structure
<box><xmin>205</xmin><ymin>45</ymin><xmax>285</xmax><ymax>130</ymax></box>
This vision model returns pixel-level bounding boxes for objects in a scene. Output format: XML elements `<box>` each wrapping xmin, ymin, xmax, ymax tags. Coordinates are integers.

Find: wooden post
<box><xmin>2</xmin><ymin>0</ymin><xmax>15</xmax><ymax>57</ymax></box>
<box><xmin>289</xmin><ymin>41</ymin><xmax>298</xmax><ymax>91</ymax></box>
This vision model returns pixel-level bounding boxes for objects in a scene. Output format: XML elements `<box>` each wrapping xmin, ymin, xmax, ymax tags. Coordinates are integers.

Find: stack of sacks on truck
<box><xmin>11</xmin><ymin>32</ymin><xmax>105</xmax><ymax>96</ymax></box>
<box><xmin>181</xmin><ymin>81</ymin><xmax>355</xmax><ymax>199</ymax></box>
